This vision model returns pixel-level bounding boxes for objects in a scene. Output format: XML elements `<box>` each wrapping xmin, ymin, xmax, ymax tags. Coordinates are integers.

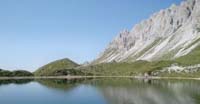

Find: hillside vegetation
<box><xmin>33</xmin><ymin>44</ymin><xmax>200</xmax><ymax>77</ymax></box>
<box><xmin>80</xmin><ymin>45</ymin><xmax>200</xmax><ymax>76</ymax></box>
<box><xmin>0</xmin><ymin>69</ymin><xmax>33</xmax><ymax>77</ymax></box>
<box><xmin>34</xmin><ymin>45</ymin><xmax>200</xmax><ymax>77</ymax></box>
<box><xmin>34</xmin><ymin>58</ymin><xmax>83</xmax><ymax>76</ymax></box>
<box><xmin>79</xmin><ymin>60</ymin><xmax>174</xmax><ymax>76</ymax></box>
<box><xmin>175</xmin><ymin>46</ymin><xmax>200</xmax><ymax>66</ymax></box>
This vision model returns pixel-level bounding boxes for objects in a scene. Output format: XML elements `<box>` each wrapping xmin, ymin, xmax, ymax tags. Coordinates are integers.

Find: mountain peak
<box><xmin>94</xmin><ymin>0</ymin><xmax>200</xmax><ymax>64</ymax></box>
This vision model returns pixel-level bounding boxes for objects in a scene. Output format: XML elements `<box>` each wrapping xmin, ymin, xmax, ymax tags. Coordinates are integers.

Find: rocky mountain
<box><xmin>95</xmin><ymin>0</ymin><xmax>200</xmax><ymax>64</ymax></box>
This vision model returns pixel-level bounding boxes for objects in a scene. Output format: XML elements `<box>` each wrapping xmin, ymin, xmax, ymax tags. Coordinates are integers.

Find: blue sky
<box><xmin>0</xmin><ymin>0</ymin><xmax>182</xmax><ymax>71</ymax></box>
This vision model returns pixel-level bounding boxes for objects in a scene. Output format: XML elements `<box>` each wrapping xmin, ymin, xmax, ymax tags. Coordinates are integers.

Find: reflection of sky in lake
<box><xmin>0</xmin><ymin>82</ymin><xmax>107</xmax><ymax>104</ymax></box>
<box><xmin>0</xmin><ymin>79</ymin><xmax>199</xmax><ymax>104</ymax></box>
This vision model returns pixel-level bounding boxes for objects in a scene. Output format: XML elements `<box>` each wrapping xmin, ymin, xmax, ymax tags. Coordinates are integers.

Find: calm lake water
<box><xmin>0</xmin><ymin>78</ymin><xmax>200</xmax><ymax>104</ymax></box>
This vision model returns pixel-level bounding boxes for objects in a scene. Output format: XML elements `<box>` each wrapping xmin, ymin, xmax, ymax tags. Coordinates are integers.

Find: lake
<box><xmin>0</xmin><ymin>78</ymin><xmax>200</xmax><ymax>104</ymax></box>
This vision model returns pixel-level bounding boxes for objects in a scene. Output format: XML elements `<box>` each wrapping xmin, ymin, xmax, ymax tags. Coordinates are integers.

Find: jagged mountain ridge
<box><xmin>95</xmin><ymin>0</ymin><xmax>200</xmax><ymax>63</ymax></box>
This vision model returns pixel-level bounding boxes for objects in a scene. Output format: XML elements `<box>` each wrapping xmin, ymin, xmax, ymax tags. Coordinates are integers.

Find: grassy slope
<box><xmin>160</xmin><ymin>45</ymin><xmax>200</xmax><ymax>77</ymax></box>
<box><xmin>34</xmin><ymin>58</ymin><xmax>81</xmax><ymax>76</ymax></box>
<box><xmin>0</xmin><ymin>69</ymin><xmax>33</xmax><ymax>77</ymax></box>
<box><xmin>34</xmin><ymin>44</ymin><xmax>200</xmax><ymax>77</ymax></box>
<box><xmin>86</xmin><ymin>34</ymin><xmax>200</xmax><ymax>77</ymax></box>
<box><xmin>34</xmin><ymin>41</ymin><xmax>200</xmax><ymax>77</ymax></box>
<box><xmin>80</xmin><ymin>44</ymin><xmax>200</xmax><ymax>76</ymax></box>
<box><xmin>80</xmin><ymin>60</ymin><xmax>173</xmax><ymax>76</ymax></box>
<box><xmin>175</xmin><ymin>45</ymin><xmax>200</xmax><ymax>66</ymax></box>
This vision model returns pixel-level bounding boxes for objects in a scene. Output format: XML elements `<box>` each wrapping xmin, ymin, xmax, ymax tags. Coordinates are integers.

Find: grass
<box><xmin>159</xmin><ymin>71</ymin><xmax>200</xmax><ymax>78</ymax></box>
<box><xmin>159</xmin><ymin>48</ymin><xmax>180</xmax><ymax>60</ymax></box>
<box><xmin>0</xmin><ymin>69</ymin><xmax>33</xmax><ymax>77</ymax></box>
<box><xmin>33</xmin><ymin>42</ymin><xmax>200</xmax><ymax>77</ymax></box>
<box><xmin>80</xmin><ymin>60</ymin><xmax>173</xmax><ymax>76</ymax></box>
<box><xmin>197</xmin><ymin>27</ymin><xmax>200</xmax><ymax>32</ymax></box>
<box><xmin>34</xmin><ymin>58</ymin><xmax>80</xmax><ymax>76</ymax></box>
<box><xmin>175</xmin><ymin>45</ymin><xmax>200</xmax><ymax>66</ymax></box>
<box><xmin>184</xmin><ymin>37</ymin><xmax>200</xmax><ymax>51</ymax></box>
<box><xmin>34</xmin><ymin>47</ymin><xmax>200</xmax><ymax>77</ymax></box>
<box><xmin>81</xmin><ymin>45</ymin><xmax>200</xmax><ymax>77</ymax></box>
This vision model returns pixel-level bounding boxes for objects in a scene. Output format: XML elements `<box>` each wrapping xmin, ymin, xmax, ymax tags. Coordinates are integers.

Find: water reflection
<box><xmin>37</xmin><ymin>79</ymin><xmax>85</xmax><ymax>90</ymax></box>
<box><xmin>0</xmin><ymin>79</ymin><xmax>33</xmax><ymax>86</ymax></box>
<box><xmin>98</xmin><ymin>79</ymin><xmax>200</xmax><ymax>104</ymax></box>
<box><xmin>0</xmin><ymin>78</ymin><xmax>200</xmax><ymax>104</ymax></box>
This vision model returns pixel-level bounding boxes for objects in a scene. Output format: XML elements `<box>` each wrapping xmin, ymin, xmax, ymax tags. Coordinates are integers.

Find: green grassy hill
<box><xmin>0</xmin><ymin>69</ymin><xmax>33</xmax><ymax>77</ymax></box>
<box><xmin>34</xmin><ymin>58</ymin><xmax>82</xmax><ymax>76</ymax></box>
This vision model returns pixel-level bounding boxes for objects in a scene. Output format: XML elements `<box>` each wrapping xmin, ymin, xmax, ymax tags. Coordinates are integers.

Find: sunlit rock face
<box><xmin>100</xmin><ymin>80</ymin><xmax>200</xmax><ymax>104</ymax></box>
<box><xmin>95</xmin><ymin>0</ymin><xmax>200</xmax><ymax>63</ymax></box>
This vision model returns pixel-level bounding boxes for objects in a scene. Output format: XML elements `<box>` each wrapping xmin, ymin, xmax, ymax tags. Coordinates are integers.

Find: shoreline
<box><xmin>0</xmin><ymin>76</ymin><xmax>200</xmax><ymax>80</ymax></box>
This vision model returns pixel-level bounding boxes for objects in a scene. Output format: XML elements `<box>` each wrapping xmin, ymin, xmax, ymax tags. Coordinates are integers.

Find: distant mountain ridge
<box><xmin>94</xmin><ymin>0</ymin><xmax>200</xmax><ymax>63</ymax></box>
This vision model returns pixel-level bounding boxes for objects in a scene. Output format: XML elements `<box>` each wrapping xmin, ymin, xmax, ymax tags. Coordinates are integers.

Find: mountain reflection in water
<box><xmin>0</xmin><ymin>78</ymin><xmax>199</xmax><ymax>104</ymax></box>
